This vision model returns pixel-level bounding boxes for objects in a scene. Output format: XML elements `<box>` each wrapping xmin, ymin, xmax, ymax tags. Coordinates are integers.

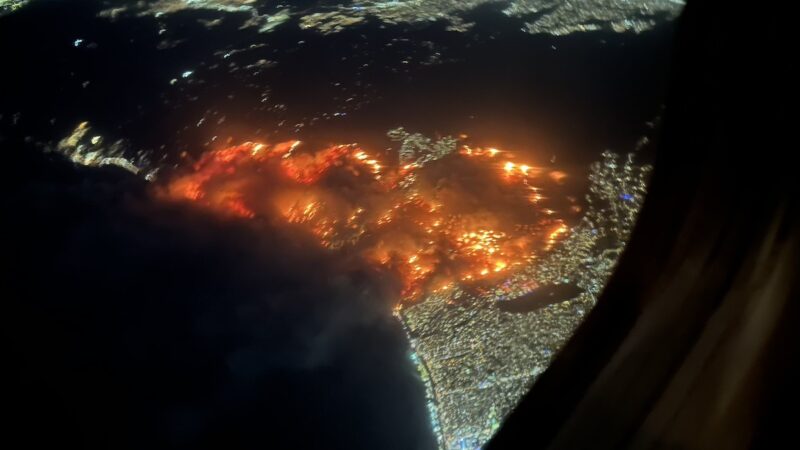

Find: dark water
<box><xmin>497</xmin><ymin>283</ymin><xmax>584</xmax><ymax>313</ymax></box>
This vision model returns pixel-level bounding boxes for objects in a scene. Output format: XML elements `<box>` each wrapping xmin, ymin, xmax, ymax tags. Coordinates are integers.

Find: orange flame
<box><xmin>162</xmin><ymin>139</ymin><xmax>571</xmax><ymax>302</ymax></box>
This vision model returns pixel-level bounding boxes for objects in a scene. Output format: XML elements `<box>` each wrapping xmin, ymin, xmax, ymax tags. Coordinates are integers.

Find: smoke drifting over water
<box><xmin>6</xmin><ymin>141</ymin><xmax>437</xmax><ymax>449</ymax></box>
<box><xmin>157</xmin><ymin>130</ymin><xmax>575</xmax><ymax>301</ymax></box>
<box><xmin>52</xmin><ymin>119</ymin><xmax>578</xmax><ymax>302</ymax></box>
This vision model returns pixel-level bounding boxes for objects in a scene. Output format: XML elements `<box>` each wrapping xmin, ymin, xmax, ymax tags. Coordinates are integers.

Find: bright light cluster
<box><xmin>165</xmin><ymin>136</ymin><xmax>571</xmax><ymax>301</ymax></box>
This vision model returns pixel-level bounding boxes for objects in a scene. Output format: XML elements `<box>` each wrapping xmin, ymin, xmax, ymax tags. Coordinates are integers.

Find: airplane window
<box><xmin>2</xmin><ymin>1</ymin><xmax>686</xmax><ymax>449</ymax></box>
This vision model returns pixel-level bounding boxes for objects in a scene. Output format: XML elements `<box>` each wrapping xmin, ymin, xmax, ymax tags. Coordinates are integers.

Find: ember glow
<box><xmin>163</xmin><ymin>136</ymin><xmax>571</xmax><ymax>301</ymax></box>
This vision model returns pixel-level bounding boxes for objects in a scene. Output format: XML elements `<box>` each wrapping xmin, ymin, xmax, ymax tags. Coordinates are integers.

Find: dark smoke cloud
<box><xmin>3</xmin><ymin>142</ymin><xmax>436</xmax><ymax>450</ymax></box>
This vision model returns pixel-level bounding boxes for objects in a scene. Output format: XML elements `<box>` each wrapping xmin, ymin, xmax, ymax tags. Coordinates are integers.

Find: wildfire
<box><xmin>283</xmin><ymin>200</ymin><xmax>320</xmax><ymax>224</ymax></box>
<box><xmin>544</xmin><ymin>222</ymin><xmax>569</xmax><ymax>250</ymax></box>
<box><xmin>163</xmin><ymin>138</ymin><xmax>571</xmax><ymax>302</ymax></box>
<box><xmin>460</xmin><ymin>145</ymin><xmax>502</xmax><ymax>158</ymax></box>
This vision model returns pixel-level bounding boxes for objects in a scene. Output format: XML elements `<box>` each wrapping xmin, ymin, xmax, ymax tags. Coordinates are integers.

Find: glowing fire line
<box><xmin>164</xmin><ymin>140</ymin><xmax>570</xmax><ymax>301</ymax></box>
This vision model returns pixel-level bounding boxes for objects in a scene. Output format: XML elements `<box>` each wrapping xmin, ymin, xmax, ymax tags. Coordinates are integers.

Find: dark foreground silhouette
<box><xmin>488</xmin><ymin>1</ymin><xmax>796</xmax><ymax>449</ymax></box>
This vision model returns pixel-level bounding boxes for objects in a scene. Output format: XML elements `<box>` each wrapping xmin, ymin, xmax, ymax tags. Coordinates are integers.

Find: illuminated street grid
<box><xmin>0</xmin><ymin>0</ymin><xmax>28</xmax><ymax>17</ymax></box>
<box><xmin>300</xmin><ymin>0</ymin><xmax>684</xmax><ymax>35</ymax></box>
<box><xmin>396</xmin><ymin>149</ymin><xmax>651</xmax><ymax>450</ymax></box>
<box><xmin>91</xmin><ymin>0</ymin><xmax>683</xmax><ymax>37</ymax></box>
